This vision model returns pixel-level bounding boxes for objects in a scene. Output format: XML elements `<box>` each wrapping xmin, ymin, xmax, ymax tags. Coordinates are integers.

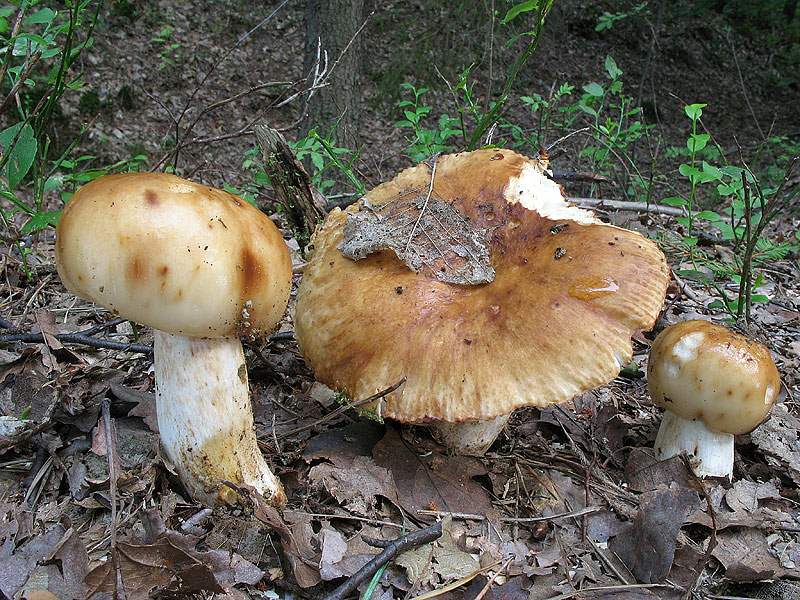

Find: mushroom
<box><xmin>294</xmin><ymin>149</ymin><xmax>670</xmax><ymax>454</ymax></box>
<box><xmin>55</xmin><ymin>172</ymin><xmax>292</xmax><ymax>505</ymax></box>
<box><xmin>647</xmin><ymin>319</ymin><xmax>780</xmax><ymax>478</ymax></box>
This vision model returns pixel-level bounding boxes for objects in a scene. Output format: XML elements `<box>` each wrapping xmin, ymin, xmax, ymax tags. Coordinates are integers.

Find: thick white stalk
<box><xmin>654</xmin><ymin>410</ymin><xmax>734</xmax><ymax>479</ymax></box>
<box><xmin>153</xmin><ymin>330</ymin><xmax>285</xmax><ymax>506</ymax></box>
<box><xmin>428</xmin><ymin>413</ymin><xmax>512</xmax><ymax>455</ymax></box>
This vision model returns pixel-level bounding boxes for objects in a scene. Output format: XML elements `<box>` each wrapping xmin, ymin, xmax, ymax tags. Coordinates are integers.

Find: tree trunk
<box><xmin>299</xmin><ymin>0</ymin><xmax>364</xmax><ymax>153</ymax></box>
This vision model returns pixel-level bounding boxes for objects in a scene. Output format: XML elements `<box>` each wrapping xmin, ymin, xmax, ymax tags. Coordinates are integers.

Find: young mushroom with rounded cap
<box><xmin>294</xmin><ymin>149</ymin><xmax>671</xmax><ymax>454</ymax></box>
<box><xmin>56</xmin><ymin>173</ymin><xmax>292</xmax><ymax>506</ymax></box>
<box><xmin>647</xmin><ymin>319</ymin><xmax>780</xmax><ymax>478</ymax></box>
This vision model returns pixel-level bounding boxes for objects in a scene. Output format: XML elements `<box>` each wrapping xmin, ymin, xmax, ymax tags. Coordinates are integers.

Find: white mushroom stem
<box><xmin>653</xmin><ymin>411</ymin><xmax>734</xmax><ymax>479</ymax></box>
<box><xmin>153</xmin><ymin>330</ymin><xmax>286</xmax><ymax>506</ymax></box>
<box><xmin>428</xmin><ymin>413</ymin><xmax>512</xmax><ymax>456</ymax></box>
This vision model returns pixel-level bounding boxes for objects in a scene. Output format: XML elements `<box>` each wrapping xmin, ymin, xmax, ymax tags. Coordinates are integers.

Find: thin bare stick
<box><xmin>0</xmin><ymin>50</ymin><xmax>43</xmax><ymax>117</ymax></box>
<box><xmin>0</xmin><ymin>330</ymin><xmax>154</xmax><ymax>354</ymax></box>
<box><xmin>417</xmin><ymin>505</ymin><xmax>603</xmax><ymax>523</ymax></box>
<box><xmin>322</xmin><ymin>521</ymin><xmax>442</xmax><ymax>600</ymax></box>
<box><xmin>546</xmin><ymin>127</ymin><xmax>591</xmax><ymax>153</ymax></box>
<box><xmin>473</xmin><ymin>556</ymin><xmax>513</xmax><ymax>600</ymax></box>
<box><xmin>101</xmin><ymin>398</ymin><xmax>122</xmax><ymax>598</ymax></box>
<box><xmin>404</xmin><ymin>155</ymin><xmax>439</xmax><ymax>254</ymax></box>
<box><xmin>545</xmin><ymin>582</ymin><xmax>684</xmax><ymax>600</ymax></box>
<box><xmin>278</xmin><ymin>376</ymin><xmax>407</xmax><ymax>438</ymax></box>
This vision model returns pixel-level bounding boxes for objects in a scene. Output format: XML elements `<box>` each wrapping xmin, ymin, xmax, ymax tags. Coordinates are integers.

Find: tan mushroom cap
<box><xmin>647</xmin><ymin>319</ymin><xmax>780</xmax><ymax>435</ymax></box>
<box><xmin>56</xmin><ymin>172</ymin><xmax>292</xmax><ymax>338</ymax></box>
<box><xmin>295</xmin><ymin>149</ymin><xmax>670</xmax><ymax>423</ymax></box>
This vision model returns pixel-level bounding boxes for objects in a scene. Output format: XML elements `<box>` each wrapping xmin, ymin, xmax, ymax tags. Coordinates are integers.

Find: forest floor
<box><xmin>1</xmin><ymin>1</ymin><xmax>799</xmax><ymax>599</ymax></box>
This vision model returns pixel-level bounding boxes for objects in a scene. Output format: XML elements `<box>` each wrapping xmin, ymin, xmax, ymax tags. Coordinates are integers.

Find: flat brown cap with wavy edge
<box><xmin>56</xmin><ymin>172</ymin><xmax>292</xmax><ymax>339</ymax></box>
<box><xmin>295</xmin><ymin>149</ymin><xmax>670</xmax><ymax>423</ymax></box>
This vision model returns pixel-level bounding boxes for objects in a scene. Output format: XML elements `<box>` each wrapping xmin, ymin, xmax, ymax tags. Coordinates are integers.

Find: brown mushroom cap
<box><xmin>295</xmin><ymin>149</ymin><xmax>670</xmax><ymax>423</ymax></box>
<box><xmin>56</xmin><ymin>172</ymin><xmax>292</xmax><ymax>338</ymax></box>
<box><xmin>647</xmin><ymin>319</ymin><xmax>781</xmax><ymax>435</ymax></box>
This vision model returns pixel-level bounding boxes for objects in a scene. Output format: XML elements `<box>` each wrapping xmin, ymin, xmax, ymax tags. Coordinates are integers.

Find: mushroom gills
<box><xmin>653</xmin><ymin>411</ymin><xmax>734</xmax><ymax>478</ymax></box>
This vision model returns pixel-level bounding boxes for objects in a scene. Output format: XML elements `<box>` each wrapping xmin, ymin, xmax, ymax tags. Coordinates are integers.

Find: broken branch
<box><xmin>322</xmin><ymin>520</ymin><xmax>443</xmax><ymax>600</ymax></box>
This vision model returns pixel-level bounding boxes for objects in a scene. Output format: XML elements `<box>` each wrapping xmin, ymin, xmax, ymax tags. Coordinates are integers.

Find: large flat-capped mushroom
<box><xmin>56</xmin><ymin>173</ymin><xmax>292</xmax><ymax>505</ymax></box>
<box><xmin>294</xmin><ymin>149</ymin><xmax>670</xmax><ymax>454</ymax></box>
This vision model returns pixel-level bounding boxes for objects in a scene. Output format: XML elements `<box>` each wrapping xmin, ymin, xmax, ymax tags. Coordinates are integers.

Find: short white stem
<box><xmin>654</xmin><ymin>411</ymin><xmax>734</xmax><ymax>478</ymax></box>
<box><xmin>428</xmin><ymin>413</ymin><xmax>511</xmax><ymax>455</ymax></box>
<box><xmin>153</xmin><ymin>330</ymin><xmax>286</xmax><ymax>506</ymax></box>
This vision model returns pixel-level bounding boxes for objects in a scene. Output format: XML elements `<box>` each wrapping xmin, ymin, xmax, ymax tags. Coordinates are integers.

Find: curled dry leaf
<box><xmin>0</xmin><ymin>520</ymin><xmax>89</xmax><ymax>600</ymax></box>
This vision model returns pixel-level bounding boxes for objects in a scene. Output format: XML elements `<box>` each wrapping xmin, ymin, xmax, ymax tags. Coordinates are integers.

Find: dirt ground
<box><xmin>1</xmin><ymin>1</ymin><xmax>799</xmax><ymax>599</ymax></box>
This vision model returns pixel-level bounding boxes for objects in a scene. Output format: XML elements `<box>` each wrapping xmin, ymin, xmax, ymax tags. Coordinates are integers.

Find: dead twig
<box><xmin>545</xmin><ymin>582</ymin><xmax>685</xmax><ymax>600</ymax></box>
<box><xmin>571</xmin><ymin>196</ymin><xmax>732</xmax><ymax>222</ymax></box>
<box><xmin>472</xmin><ymin>556</ymin><xmax>513</xmax><ymax>600</ymax></box>
<box><xmin>0</xmin><ymin>322</ymin><xmax>294</xmax><ymax>355</ymax></box>
<box><xmin>0</xmin><ymin>329</ymin><xmax>154</xmax><ymax>354</ymax></box>
<box><xmin>322</xmin><ymin>521</ymin><xmax>443</xmax><ymax>600</ymax></box>
<box><xmin>279</xmin><ymin>376</ymin><xmax>406</xmax><ymax>438</ymax></box>
<box><xmin>101</xmin><ymin>398</ymin><xmax>124</xmax><ymax>598</ymax></box>
<box><xmin>416</xmin><ymin>505</ymin><xmax>603</xmax><ymax>523</ymax></box>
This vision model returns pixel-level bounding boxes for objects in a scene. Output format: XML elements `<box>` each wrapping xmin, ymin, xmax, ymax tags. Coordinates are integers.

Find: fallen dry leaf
<box><xmin>373</xmin><ymin>426</ymin><xmax>495</xmax><ymax>520</ymax></box>
<box><xmin>0</xmin><ymin>520</ymin><xmax>89</xmax><ymax>600</ymax></box>
<box><xmin>339</xmin><ymin>194</ymin><xmax>495</xmax><ymax>285</ymax></box>
<box><xmin>319</xmin><ymin>523</ymin><xmax>385</xmax><ymax>581</ymax></box>
<box><xmin>309</xmin><ymin>454</ymin><xmax>400</xmax><ymax>515</ymax></box>
<box><xmin>624</xmin><ymin>448</ymin><xmax>695</xmax><ymax>493</ymax></box>
<box><xmin>749</xmin><ymin>403</ymin><xmax>800</xmax><ymax>485</ymax></box>
<box><xmin>395</xmin><ymin>515</ymin><xmax>480</xmax><ymax>588</ymax></box>
<box><xmin>609</xmin><ymin>483</ymin><xmax>700</xmax><ymax>583</ymax></box>
<box><xmin>712</xmin><ymin>527</ymin><xmax>789</xmax><ymax>581</ymax></box>
<box><xmin>281</xmin><ymin>510</ymin><xmax>323</xmax><ymax>588</ymax></box>
<box><xmin>724</xmin><ymin>479</ymin><xmax>782</xmax><ymax>513</ymax></box>
<box><xmin>83</xmin><ymin>527</ymin><xmax>263</xmax><ymax>599</ymax></box>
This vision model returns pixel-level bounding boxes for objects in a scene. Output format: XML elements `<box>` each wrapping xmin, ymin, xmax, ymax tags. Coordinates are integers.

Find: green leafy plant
<box><xmin>462</xmin><ymin>0</ymin><xmax>554</xmax><ymax>150</ymax></box>
<box><xmin>297</xmin><ymin>127</ymin><xmax>365</xmax><ymax>195</ymax></box>
<box><xmin>396</xmin><ymin>83</ymin><xmax>462</xmax><ymax>161</ymax></box>
<box><xmin>335</xmin><ymin>389</ymin><xmax>383</xmax><ymax>424</ymax></box>
<box><xmin>595</xmin><ymin>1</ymin><xmax>648</xmax><ymax>31</ymax></box>
<box><xmin>662</xmin><ymin>103</ymin><xmax>799</xmax><ymax>322</ymax></box>
<box><xmin>572</xmin><ymin>55</ymin><xmax>652</xmax><ymax>199</ymax></box>
<box><xmin>0</xmin><ymin>1</ymin><xmax>103</xmax><ymax>271</ymax></box>
<box><xmin>514</xmin><ymin>82</ymin><xmax>577</xmax><ymax>148</ymax></box>
<box><xmin>150</xmin><ymin>24</ymin><xmax>181</xmax><ymax>69</ymax></box>
<box><xmin>0</xmin><ymin>2</ymin><xmax>149</xmax><ymax>277</ymax></box>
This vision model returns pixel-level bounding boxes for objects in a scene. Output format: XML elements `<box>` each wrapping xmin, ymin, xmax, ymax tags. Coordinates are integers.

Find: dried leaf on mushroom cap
<box><xmin>339</xmin><ymin>195</ymin><xmax>496</xmax><ymax>285</ymax></box>
<box><xmin>295</xmin><ymin>149</ymin><xmax>670</xmax><ymax>423</ymax></box>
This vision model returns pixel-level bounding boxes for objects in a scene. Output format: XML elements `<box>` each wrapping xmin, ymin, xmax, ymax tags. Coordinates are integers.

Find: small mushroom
<box><xmin>294</xmin><ymin>149</ymin><xmax>670</xmax><ymax>454</ymax></box>
<box><xmin>56</xmin><ymin>173</ymin><xmax>292</xmax><ymax>505</ymax></box>
<box><xmin>647</xmin><ymin>319</ymin><xmax>781</xmax><ymax>478</ymax></box>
